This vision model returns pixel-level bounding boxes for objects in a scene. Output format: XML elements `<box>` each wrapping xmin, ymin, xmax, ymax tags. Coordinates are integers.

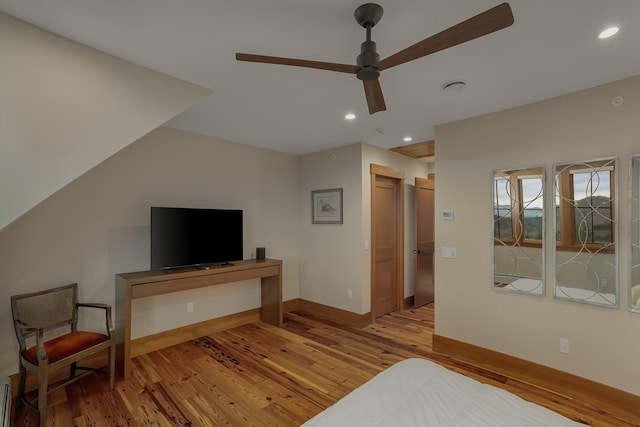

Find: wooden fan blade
<box><xmin>363</xmin><ymin>79</ymin><xmax>386</xmax><ymax>114</ymax></box>
<box><xmin>376</xmin><ymin>2</ymin><xmax>514</xmax><ymax>71</ymax></box>
<box><xmin>236</xmin><ymin>53</ymin><xmax>358</xmax><ymax>74</ymax></box>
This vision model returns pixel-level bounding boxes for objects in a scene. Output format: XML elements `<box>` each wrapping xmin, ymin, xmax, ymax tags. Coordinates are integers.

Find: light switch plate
<box><xmin>442</xmin><ymin>246</ymin><xmax>457</xmax><ymax>258</ymax></box>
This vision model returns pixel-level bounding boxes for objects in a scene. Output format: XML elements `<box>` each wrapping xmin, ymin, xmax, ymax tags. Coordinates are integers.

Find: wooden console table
<box><xmin>116</xmin><ymin>259</ymin><xmax>282</xmax><ymax>379</ymax></box>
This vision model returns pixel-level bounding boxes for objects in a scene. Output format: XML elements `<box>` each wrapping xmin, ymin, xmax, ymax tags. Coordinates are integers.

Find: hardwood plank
<box><xmin>144</xmin><ymin>382</ymin><xmax>192</xmax><ymax>426</ymax></box>
<box><xmin>131</xmin><ymin>307</ymin><xmax>261</xmax><ymax>357</ymax></box>
<box><xmin>256</xmin><ymin>377</ymin><xmax>324</xmax><ymax>421</ymax></box>
<box><xmin>10</xmin><ymin>304</ymin><xmax>638</xmax><ymax>426</ymax></box>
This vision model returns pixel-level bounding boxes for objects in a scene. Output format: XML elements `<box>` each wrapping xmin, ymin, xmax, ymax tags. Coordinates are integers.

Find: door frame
<box><xmin>414</xmin><ymin>175</ymin><xmax>435</xmax><ymax>307</ymax></box>
<box><xmin>370</xmin><ymin>163</ymin><xmax>404</xmax><ymax>322</ymax></box>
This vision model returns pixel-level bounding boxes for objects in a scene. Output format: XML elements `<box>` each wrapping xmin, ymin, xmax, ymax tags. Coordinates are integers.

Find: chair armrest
<box><xmin>14</xmin><ymin>319</ymin><xmax>44</xmax><ymax>333</ymax></box>
<box><xmin>77</xmin><ymin>303</ymin><xmax>114</xmax><ymax>336</ymax></box>
<box><xmin>14</xmin><ymin>320</ymin><xmax>48</xmax><ymax>362</ymax></box>
<box><xmin>77</xmin><ymin>302</ymin><xmax>111</xmax><ymax>309</ymax></box>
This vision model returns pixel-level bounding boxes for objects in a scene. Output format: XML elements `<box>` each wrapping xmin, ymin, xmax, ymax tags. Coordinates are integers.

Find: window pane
<box><xmin>521</xmin><ymin>176</ymin><xmax>543</xmax><ymax>240</ymax></box>
<box><xmin>494</xmin><ymin>177</ymin><xmax>513</xmax><ymax>239</ymax></box>
<box><xmin>572</xmin><ymin>171</ymin><xmax>613</xmax><ymax>244</ymax></box>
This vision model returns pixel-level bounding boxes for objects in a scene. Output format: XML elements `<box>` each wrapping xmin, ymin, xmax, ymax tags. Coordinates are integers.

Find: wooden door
<box><xmin>414</xmin><ymin>177</ymin><xmax>435</xmax><ymax>307</ymax></box>
<box><xmin>371</xmin><ymin>164</ymin><xmax>404</xmax><ymax>319</ymax></box>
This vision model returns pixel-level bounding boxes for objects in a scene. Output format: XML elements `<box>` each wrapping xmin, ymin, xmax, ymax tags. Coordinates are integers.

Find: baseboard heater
<box><xmin>0</xmin><ymin>377</ymin><xmax>9</xmax><ymax>427</ymax></box>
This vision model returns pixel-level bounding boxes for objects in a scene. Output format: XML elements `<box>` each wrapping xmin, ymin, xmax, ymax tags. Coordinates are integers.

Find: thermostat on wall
<box><xmin>442</xmin><ymin>210</ymin><xmax>454</xmax><ymax>220</ymax></box>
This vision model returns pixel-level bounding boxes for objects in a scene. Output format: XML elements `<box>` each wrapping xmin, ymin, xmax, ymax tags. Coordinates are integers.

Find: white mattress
<box><xmin>302</xmin><ymin>358</ymin><xmax>581</xmax><ymax>427</ymax></box>
<box><xmin>502</xmin><ymin>278</ymin><xmax>544</xmax><ymax>294</ymax></box>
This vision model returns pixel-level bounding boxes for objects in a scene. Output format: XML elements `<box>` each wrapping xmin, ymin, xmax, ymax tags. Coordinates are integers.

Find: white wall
<box><xmin>298</xmin><ymin>143</ymin><xmax>429</xmax><ymax>314</ymax></box>
<box><xmin>298</xmin><ymin>143</ymin><xmax>366</xmax><ymax>312</ymax></box>
<box><xmin>1</xmin><ymin>126</ymin><xmax>428</xmax><ymax>377</ymax></box>
<box><xmin>0</xmin><ymin>12</ymin><xmax>212</xmax><ymax>231</ymax></box>
<box><xmin>0</xmin><ymin>126</ymin><xmax>300</xmax><ymax>376</ymax></box>
<box><xmin>435</xmin><ymin>74</ymin><xmax>640</xmax><ymax>395</ymax></box>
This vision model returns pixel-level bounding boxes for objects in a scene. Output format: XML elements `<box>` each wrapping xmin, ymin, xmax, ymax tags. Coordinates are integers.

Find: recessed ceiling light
<box><xmin>599</xmin><ymin>26</ymin><xmax>619</xmax><ymax>39</ymax></box>
<box><xmin>345</xmin><ymin>113</ymin><xmax>356</xmax><ymax>120</ymax></box>
<box><xmin>403</xmin><ymin>136</ymin><xmax>413</xmax><ymax>142</ymax></box>
<box><xmin>442</xmin><ymin>80</ymin><xmax>467</xmax><ymax>92</ymax></box>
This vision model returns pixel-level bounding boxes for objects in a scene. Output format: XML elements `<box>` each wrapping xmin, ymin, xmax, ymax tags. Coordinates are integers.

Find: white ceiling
<box><xmin>1</xmin><ymin>0</ymin><xmax>639</xmax><ymax>156</ymax></box>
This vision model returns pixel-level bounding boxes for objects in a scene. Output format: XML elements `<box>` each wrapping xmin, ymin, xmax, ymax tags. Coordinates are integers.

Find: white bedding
<box><xmin>302</xmin><ymin>358</ymin><xmax>581</xmax><ymax>427</ymax></box>
<box><xmin>502</xmin><ymin>278</ymin><xmax>544</xmax><ymax>295</ymax></box>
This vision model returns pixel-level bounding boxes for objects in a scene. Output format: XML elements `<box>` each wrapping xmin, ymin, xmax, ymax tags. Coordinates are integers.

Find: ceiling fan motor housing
<box><xmin>356</xmin><ymin>41</ymin><xmax>380</xmax><ymax>80</ymax></box>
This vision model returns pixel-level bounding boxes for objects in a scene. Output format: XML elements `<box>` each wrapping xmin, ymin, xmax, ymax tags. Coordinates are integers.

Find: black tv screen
<box><xmin>150</xmin><ymin>207</ymin><xmax>243</xmax><ymax>269</ymax></box>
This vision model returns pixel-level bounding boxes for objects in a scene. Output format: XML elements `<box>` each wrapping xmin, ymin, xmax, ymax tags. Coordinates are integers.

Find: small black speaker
<box><xmin>256</xmin><ymin>247</ymin><xmax>266</xmax><ymax>260</ymax></box>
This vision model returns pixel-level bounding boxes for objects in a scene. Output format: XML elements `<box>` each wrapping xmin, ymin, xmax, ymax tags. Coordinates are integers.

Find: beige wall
<box><xmin>0</xmin><ymin>12</ymin><xmax>211</xmax><ymax>230</ymax></box>
<box><xmin>298</xmin><ymin>144</ymin><xmax>366</xmax><ymax>312</ymax></box>
<box><xmin>1</xmin><ymin>127</ymin><xmax>428</xmax><ymax>377</ymax></box>
<box><xmin>298</xmin><ymin>143</ymin><xmax>429</xmax><ymax>314</ymax></box>
<box><xmin>0</xmin><ymin>126</ymin><xmax>300</xmax><ymax>376</ymax></box>
<box><xmin>435</xmin><ymin>74</ymin><xmax>640</xmax><ymax>395</ymax></box>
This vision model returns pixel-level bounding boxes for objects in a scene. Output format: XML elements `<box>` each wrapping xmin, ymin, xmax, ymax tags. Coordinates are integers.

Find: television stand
<box><xmin>116</xmin><ymin>258</ymin><xmax>282</xmax><ymax>379</ymax></box>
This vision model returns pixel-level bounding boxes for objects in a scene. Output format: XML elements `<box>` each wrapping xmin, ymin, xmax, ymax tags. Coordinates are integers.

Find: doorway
<box><xmin>370</xmin><ymin>164</ymin><xmax>404</xmax><ymax>319</ymax></box>
<box><xmin>414</xmin><ymin>176</ymin><xmax>435</xmax><ymax>307</ymax></box>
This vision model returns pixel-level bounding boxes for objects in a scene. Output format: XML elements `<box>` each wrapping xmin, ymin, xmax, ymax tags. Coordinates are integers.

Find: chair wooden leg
<box><xmin>18</xmin><ymin>363</ymin><xmax>27</xmax><ymax>406</ymax></box>
<box><xmin>69</xmin><ymin>361</ymin><xmax>76</xmax><ymax>380</ymax></box>
<box><xmin>38</xmin><ymin>366</ymin><xmax>49</xmax><ymax>427</ymax></box>
<box><xmin>108</xmin><ymin>344</ymin><xmax>115</xmax><ymax>391</ymax></box>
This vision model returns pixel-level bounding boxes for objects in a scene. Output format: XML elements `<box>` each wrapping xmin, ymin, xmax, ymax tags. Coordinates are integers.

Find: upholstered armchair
<box><xmin>10</xmin><ymin>283</ymin><xmax>115</xmax><ymax>426</ymax></box>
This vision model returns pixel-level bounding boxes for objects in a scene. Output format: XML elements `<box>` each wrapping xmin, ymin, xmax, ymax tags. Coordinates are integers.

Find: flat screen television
<box><xmin>150</xmin><ymin>207</ymin><xmax>243</xmax><ymax>269</ymax></box>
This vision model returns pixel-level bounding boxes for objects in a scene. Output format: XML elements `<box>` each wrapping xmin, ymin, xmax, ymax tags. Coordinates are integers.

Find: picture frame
<box><xmin>311</xmin><ymin>188</ymin><xmax>343</xmax><ymax>224</ymax></box>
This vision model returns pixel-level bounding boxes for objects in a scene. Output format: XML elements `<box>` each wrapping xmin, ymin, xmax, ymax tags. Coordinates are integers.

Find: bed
<box><xmin>302</xmin><ymin>358</ymin><xmax>581</xmax><ymax>426</ymax></box>
<box><xmin>494</xmin><ymin>275</ymin><xmax>544</xmax><ymax>295</ymax></box>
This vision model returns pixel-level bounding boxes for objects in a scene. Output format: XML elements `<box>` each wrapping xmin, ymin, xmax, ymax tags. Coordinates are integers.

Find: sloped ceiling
<box><xmin>2</xmin><ymin>1</ymin><xmax>639</xmax><ymax>156</ymax></box>
<box><xmin>0</xmin><ymin>13</ymin><xmax>212</xmax><ymax>230</ymax></box>
<box><xmin>2</xmin><ymin>1</ymin><xmax>640</xmax><ymax>230</ymax></box>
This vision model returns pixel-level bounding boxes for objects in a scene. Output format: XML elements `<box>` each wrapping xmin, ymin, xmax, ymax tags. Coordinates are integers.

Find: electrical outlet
<box><xmin>559</xmin><ymin>338</ymin><xmax>569</xmax><ymax>354</ymax></box>
<box><xmin>347</xmin><ymin>290</ymin><xmax>353</xmax><ymax>300</ymax></box>
<box><xmin>187</xmin><ymin>302</ymin><xmax>194</xmax><ymax>313</ymax></box>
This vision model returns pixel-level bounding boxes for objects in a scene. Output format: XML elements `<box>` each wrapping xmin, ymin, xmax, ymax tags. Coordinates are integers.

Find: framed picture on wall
<box><xmin>312</xmin><ymin>188</ymin><xmax>343</xmax><ymax>224</ymax></box>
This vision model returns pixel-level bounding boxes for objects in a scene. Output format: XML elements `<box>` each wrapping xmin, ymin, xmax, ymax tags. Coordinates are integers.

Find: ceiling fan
<box><xmin>236</xmin><ymin>3</ymin><xmax>514</xmax><ymax>115</ymax></box>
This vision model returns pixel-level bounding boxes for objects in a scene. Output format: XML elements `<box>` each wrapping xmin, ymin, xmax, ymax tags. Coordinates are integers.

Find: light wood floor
<box><xmin>11</xmin><ymin>305</ymin><xmax>639</xmax><ymax>426</ymax></box>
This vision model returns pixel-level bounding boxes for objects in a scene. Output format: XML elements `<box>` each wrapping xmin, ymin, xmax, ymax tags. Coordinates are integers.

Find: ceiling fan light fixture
<box><xmin>442</xmin><ymin>80</ymin><xmax>467</xmax><ymax>92</ymax></box>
